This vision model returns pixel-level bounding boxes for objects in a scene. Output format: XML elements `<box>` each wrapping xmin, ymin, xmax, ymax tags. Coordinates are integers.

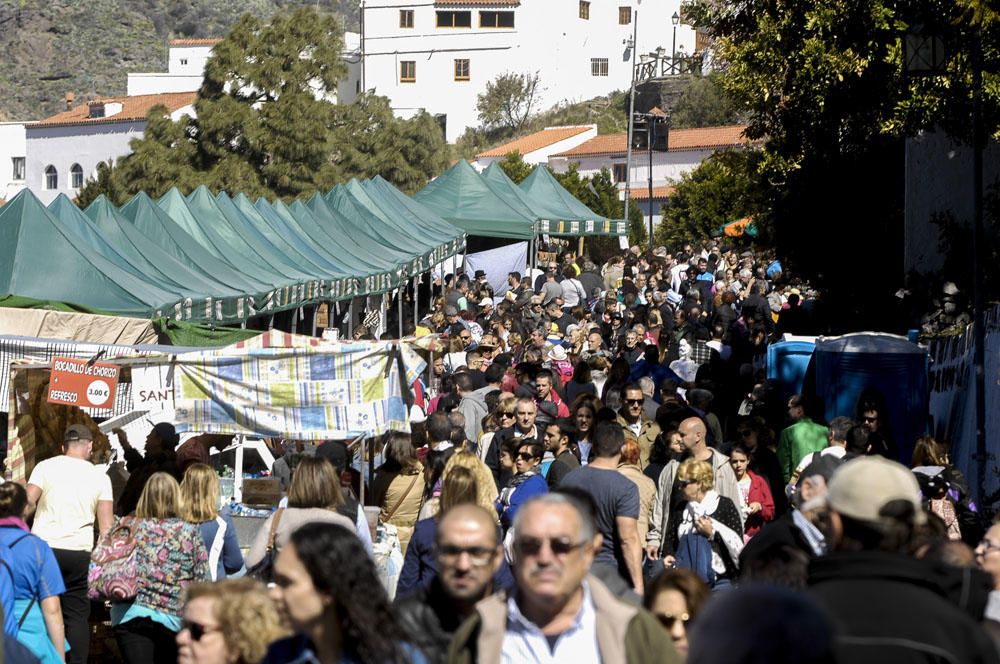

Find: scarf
<box><xmin>677</xmin><ymin>490</ymin><xmax>743</xmax><ymax>575</ymax></box>
<box><xmin>499</xmin><ymin>471</ymin><xmax>537</xmax><ymax>508</ymax></box>
<box><xmin>0</xmin><ymin>516</ymin><xmax>29</xmax><ymax>531</ymax></box>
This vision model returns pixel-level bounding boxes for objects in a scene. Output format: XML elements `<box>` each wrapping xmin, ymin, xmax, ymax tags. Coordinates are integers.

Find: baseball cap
<box><xmin>826</xmin><ymin>456</ymin><xmax>927</xmax><ymax>525</ymax></box>
<box><xmin>478</xmin><ymin>297</ymin><xmax>493</xmax><ymax>308</ymax></box>
<box><xmin>64</xmin><ymin>424</ymin><xmax>93</xmax><ymax>443</ymax></box>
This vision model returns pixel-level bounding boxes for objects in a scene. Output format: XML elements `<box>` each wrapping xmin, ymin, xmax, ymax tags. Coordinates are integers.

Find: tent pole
<box><xmin>348</xmin><ymin>300</ymin><xmax>354</xmax><ymax>337</ymax></box>
<box><xmin>291</xmin><ymin>307</ymin><xmax>299</xmax><ymax>334</ymax></box>
<box><xmin>398</xmin><ymin>285</ymin><xmax>404</xmax><ymax>338</ymax></box>
<box><xmin>413</xmin><ymin>276</ymin><xmax>418</xmax><ymax>329</ymax></box>
<box><xmin>359</xmin><ymin>436</ymin><xmax>366</xmax><ymax>506</ymax></box>
<box><xmin>579</xmin><ymin>236</ymin><xmax>585</xmax><ymax>258</ymax></box>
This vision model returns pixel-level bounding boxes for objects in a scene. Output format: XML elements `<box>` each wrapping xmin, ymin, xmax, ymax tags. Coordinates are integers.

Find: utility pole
<box><xmin>623</xmin><ymin>13</ymin><xmax>638</xmax><ymax>240</ymax></box>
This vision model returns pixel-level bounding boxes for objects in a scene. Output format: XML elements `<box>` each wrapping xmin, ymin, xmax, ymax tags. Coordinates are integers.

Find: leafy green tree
<box><xmin>195</xmin><ymin>7</ymin><xmax>345</xmax><ymax>197</ymax></box>
<box><xmin>331</xmin><ymin>94</ymin><xmax>449</xmax><ymax>194</ymax></box>
<box><xmin>670</xmin><ymin>73</ymin><xmax>746</xmax><ymax>129</ymax></box>
<box><xmin>476</xmin><ymin>72</ymin><xmax>542</xmax><ymax>132</ymax></box>
<box><xmin>655</xmin><ymin>149</ymin><xmax>765</xmax><ymax>247</ymax></box>
<box><xmin>497</xmin><ymin>152</ymin><xmax>533</xmax><ymax>183</ymax></box>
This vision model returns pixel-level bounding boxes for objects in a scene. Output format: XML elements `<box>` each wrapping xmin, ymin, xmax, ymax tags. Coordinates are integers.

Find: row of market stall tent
<box><xmin>0</xmin><ymin>163</ymin><xmax>621</xmax><ymax>324</ymax></box>
<box><xmin>416</xmin><ymin>160</ymin><xmax>626</xmax><ymax>240</ymax></box>
<box><xmin>0</xmin><ymin>178</ymin><xmax>463</xmax><ymax>323</ymax></box>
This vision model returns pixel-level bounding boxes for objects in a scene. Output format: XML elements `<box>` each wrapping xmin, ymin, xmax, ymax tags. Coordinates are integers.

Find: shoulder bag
<box><xmin>247</xmin><ymin>508</ymin><xmax>285</xmax><ymax>583</ymax></box>
<box><xmin>87</xmin><ymin>516</ymin><xmax>140</xmax><ymax>601</ymax></box>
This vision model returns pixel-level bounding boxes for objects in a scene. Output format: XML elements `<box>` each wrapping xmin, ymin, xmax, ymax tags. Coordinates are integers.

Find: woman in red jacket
<box><xmin>729</xmin><ymin>443</ymin><xmax>775</xmax><ymax>541</ymax></box>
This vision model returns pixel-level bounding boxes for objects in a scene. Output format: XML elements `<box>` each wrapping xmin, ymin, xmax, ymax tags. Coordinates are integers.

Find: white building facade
<box><xmin>0</xmin><ymin>123</ymin><xmax>28</xmax><ymax>203</ymax></box>
<box><xmin>360</xmin><ymin>0</ymin><xmax>696</xmax><ymax>142</ymax></box>
<box><xmin>26</xmin><ymin>95</ymin><xmax>195</xmax><ymax>205</ymax></box>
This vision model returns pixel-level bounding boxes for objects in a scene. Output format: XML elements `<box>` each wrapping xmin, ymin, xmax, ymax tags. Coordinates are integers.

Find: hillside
<box><xmin>0</xmin><ymin>0</ymin><xmax>358</xmax><ymax>122</ymax></box>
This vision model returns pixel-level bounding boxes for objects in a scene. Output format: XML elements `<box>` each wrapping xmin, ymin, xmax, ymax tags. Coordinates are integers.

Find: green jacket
<box><xmin>447</xmin><ymin>574</ymin><xmax>679</xmax><ymax>664</ymax></box>
<box><xmin>777</xmin><ymin>417</ymin><xmax>829</xmax><ymax>484</ymax></box>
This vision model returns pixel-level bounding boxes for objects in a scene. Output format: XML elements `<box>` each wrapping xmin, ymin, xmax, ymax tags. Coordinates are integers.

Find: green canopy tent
<box><xmin>339</xmin><ymin>179</ymin><xmax>463</xmax><ymax>267</ymax></box>
<box><xmin>232</xmin><ymin>193</ymin><xmax>358</xmax><ymax>301</ymax></box>
<box><xmin>82</xmin><ymin>196</ymin><xmax>253</xmax><ymax>323</ymax></box>
<box><xmin>119</xmin><ymin>192</ymin><xmax>275</xmax><ymax>296</ymax></box>
<box><xmin>414</xmin><ymin>160</ymin><xmax>537</xmax><ymax>240</ymax></box>
<box><xmin>269</xmin><ymin>197</ymin><xmax>398</xmax><ymax>292</ymax></box>
<box><xmin>325</xmin><ymin>185</ymin><xmax>428</xmax><ymax>275</ymax></box>
<box><xmin>0</xmin><ymin>189</ymin><xmax>185</xmax><ymax>318</ymax></box>
<box><xmin>519</xmin><ymin>164</ymin><xmax>625</xmax><ymax>237</ymax></box>
<box><xmin>301</xmin><ymin>196</ymin><xmax>408</xmax><ymax>293</ymax></box>
<box><xmin>215</xmin><ymin>191</ymin><xmax>354</xmax><ymax>302</ymax></box>
<box><xmin>361</xmin><ymin>176</ymin><xmax>466</xmax><ymax>260</ymax></box>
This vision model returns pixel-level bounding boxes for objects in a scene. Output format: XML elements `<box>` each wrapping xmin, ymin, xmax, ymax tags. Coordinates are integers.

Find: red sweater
<box><xmin>743</xmin><ymin>470</ymin><xmax>775</xmax><ymax>539</ymax></box>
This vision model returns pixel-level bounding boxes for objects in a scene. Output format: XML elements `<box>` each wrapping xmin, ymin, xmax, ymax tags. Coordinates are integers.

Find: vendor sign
<box><xmin>47</xmin><ymin>357</ymin><xmax>120</xmax><ymax>409</ymax></box>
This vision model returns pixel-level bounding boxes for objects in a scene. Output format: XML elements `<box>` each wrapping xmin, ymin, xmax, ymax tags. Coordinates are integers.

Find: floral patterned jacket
<box><xmin>131</xmin><ymin>517</ymin><xmax>210</xmax><ymax>615</ymax></box>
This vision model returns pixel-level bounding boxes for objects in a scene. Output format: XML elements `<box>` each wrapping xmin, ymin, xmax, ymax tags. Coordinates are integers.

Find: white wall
<box><xmin>549</xmin><ymin>147</ymin><xmax>708</xmax><ymax>186</ymax></box>
<box><xmin>169</xmin><ymin>45</ymin><xmax>216</xmax><ymax>76</ymax></box>
<box><xmin>127</xmin><ymin>73</ymin><xmax>204</xmax><ymax>96</ymax></box>
<box><xmin>361</xmin><ymin>0</ymin><xmax>696</xmax><ymax>142</ymax></box>
<box><xmin>26</xmin><ymin>121</ymin><xmax>145</xmax><ymax>204</ymax></box>
<box><xmin>0</xmin><ymin>123</ymin><xmax>27</xmax><ymax>202</ymax></box>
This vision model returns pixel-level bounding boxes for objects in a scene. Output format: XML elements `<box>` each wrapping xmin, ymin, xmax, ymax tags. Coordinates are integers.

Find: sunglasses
<box><xmin>182</xmin><ymin>620</ymin><xmax>221</xmax><ymax>642</ymax></box>
<box><xmin>656</xmin><ymin>612</ymin><xmax>691</xmax><ymax>630</ymax></box>
<box><xmin>437</xmin><ymin>544</ymin><xmax>496</xmax><ymax>566</ymax></box>
<box><xmin>680</xmin><ymin>478</ymin><xmax>700</xmax><ymax>487</ymax></box>
<box><xmin>625</xmin><ymin>398</ymin><xmax>644</xmax><ymax>405</ymax></box>
<box><xmin>862</xmin><ymin>416</ymin><xmax>878</xmax><ymax>423</ymax></box>
<box><xmin>515</xmin><ymin>536</ymin><xmax>588</xmax><ymax>557</ymax></box>
<box><xmin>501</xmin><ymin>411</ymin><xmax>516</xmax><ymax>417</ymax></box>
<box><xmin>517</xmin><ymin>452</ymin><xmax>538</xmax><ymax>461</ymax></box>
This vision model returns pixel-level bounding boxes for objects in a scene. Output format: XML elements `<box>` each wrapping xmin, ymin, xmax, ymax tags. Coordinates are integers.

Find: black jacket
<box><xmin>808</xmin><ymin>551</ymin><xmax>999</xmax><ymax>664</ymax></box>
<box><xmin>395</xmin><ymin>578</ymin><xmax>481</xmax><ymax>664</ymax></box>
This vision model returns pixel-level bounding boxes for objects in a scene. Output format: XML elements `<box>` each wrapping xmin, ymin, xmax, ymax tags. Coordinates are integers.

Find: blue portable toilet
<box><xmin>811</xmin><ymin>333</ymin><xmax>929</xmax><ymax>464</ymax></box>
<box><xmin>767</xmin><ymin>337</ymin><xmax>817</xmax><ymax>406</ymax></box>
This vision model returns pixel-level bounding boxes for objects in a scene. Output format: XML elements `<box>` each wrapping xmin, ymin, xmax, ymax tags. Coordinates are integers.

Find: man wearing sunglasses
<box><xmin>616</xmin><ymin>384</ymin><xmax>660</xmax><ymax>468</ymax></box>
<box><xmin>449</xmin><ymin>493</ymin><xmax>677</xmax><ymax>663</ymax></box>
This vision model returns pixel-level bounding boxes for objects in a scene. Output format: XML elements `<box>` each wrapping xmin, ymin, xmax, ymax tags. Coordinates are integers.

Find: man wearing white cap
<box><xmin>807</xmin><ymin>456</ymin><xmax>999</xmax><ymax>664</ymax></box>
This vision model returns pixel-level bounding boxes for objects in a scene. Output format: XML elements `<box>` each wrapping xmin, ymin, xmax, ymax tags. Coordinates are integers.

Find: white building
<box><xmin>127</xmin><ymin>39</ymin><xmax>218</xmax><ymax>96</ymax></box>
<box><xmin>26</xmin><ymin>93</ymin><xmax>196</xmax><ymax>205</ymax></box>
<box><xmin>129</xmin><ymin>37</ymin><xmax>363</xmax><ymax>104</ymax></box>
<box><xmin>548</xmin><ymin>124</ymin><xmax>753</xmax><ymax>225</ymax></box>
<box><xmin>0</xmin><ymin>122</ymin><xmax>28</xmax><ymax>203</ymax></box>
<box><xmin>359</xmin><ymin>0</ymin><xmax>697</xmax><ymax>142</ymax></box>
<box><xmin>472</xmin><ymin>124</ymin><xmax>596</xmax><ymax>169</ymax></box>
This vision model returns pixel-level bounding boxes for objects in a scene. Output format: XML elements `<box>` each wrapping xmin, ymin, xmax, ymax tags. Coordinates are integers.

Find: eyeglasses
<box><xmin>979</xmin><ymin>539</ymin><xmax>1000</xmax><ymax>555</ymax></box>
<box><xmin>501</xmin><ymin>411</ymin><xmax>516</xmax><ymax>418</ymax></box>
<box><xmin>437</xmin><ymin>544</ymin><xmax>497</xmax><ymax>566</ymax></box>
<box><xmin>181</xmin><ymin>620</ymin><xmax>222</xmax><ymax>642</ymax></box>
<box><xmin>655</xmin><ymin>612</ymin><xmax>691</xmax><ymax>630</ymax></box>
<box><xmin>460</xmin><ymin>335</ymin><xmax>472</xmax><ymax>341</ymax></box>
<box><xmin>515</xmin><ymin>536</ymin><xmax>588</xmax><ymax>557</ymax></box>
<box><xmin>625</xmin><ymin>398</ymin><xmax>644</xmax><ymax>405</ymax></box>
<box><xmin>862</xmin><ymin>416</ymin><xmax>878</xmax><ymax>423</ymax></box>
<box><xmin>680</xmin><ymin>478</ymin><xmax>700</xmax><ymax>487</ymax></box>
<box><xmin>517</xmin><ymin>452</ymin><xmax>538</xmax><ymax>461</ymax></box>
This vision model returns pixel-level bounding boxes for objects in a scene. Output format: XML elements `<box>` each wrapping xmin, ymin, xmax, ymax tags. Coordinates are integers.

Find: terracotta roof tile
<box><xmin>630</xmin><ymin>185</ymin><xmax>676</xmax><ymax>200</ymax></box>
<box><xmin>31</xmin><ymin>92</ymin><xmax>197</xmax><ymax>129</ymax></box>
<box><xmin>169</xmin><ymin>39</ymin><xmax>222</xmax><ymax>46</ymax></box>
<box><xmin>552</xmin><ymin>124</ymin><xmax>754</xmax><ymax>158</ymax></box>
<box><xmin>476</xmin><ymin>125</ymin><xmax>594</xmax><ymax>159</ymax></box>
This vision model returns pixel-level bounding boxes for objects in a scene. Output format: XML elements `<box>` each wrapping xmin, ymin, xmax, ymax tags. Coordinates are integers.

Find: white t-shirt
<box><xmin>29</xmin><ymin>455</ymin><xmax>113</xmax><ymax>551</ymax></box>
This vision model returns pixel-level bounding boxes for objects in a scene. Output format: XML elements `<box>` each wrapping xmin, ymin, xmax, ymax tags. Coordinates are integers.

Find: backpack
<box><xmin>207</xmin><ymin>516</ymin><xmax>228</xmax><ymax>581</ymax></box>
<box><xmin>88</xmin><ymin>516</ymin><xmax>140</xmax><ymax>601</ymax></box>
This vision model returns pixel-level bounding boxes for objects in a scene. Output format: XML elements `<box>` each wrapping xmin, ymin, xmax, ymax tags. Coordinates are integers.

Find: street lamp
<box><xmin>671</xmin><ymin>12</ymin><xmax>679</xmax><ymax>74</ymax></box>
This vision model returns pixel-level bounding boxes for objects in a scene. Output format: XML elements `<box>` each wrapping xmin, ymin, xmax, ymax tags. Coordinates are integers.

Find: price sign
<box><xmin>48</xmin><ymin>357</ymin><xmax>120</xmax><ymax>409</ymax></box>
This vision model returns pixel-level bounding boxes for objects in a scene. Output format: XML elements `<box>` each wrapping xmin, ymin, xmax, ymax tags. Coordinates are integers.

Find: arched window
<box><xmin>44</xmin><ymin>165</ymin><xmax>57</xmax><ymax>190</ymax></box>
<box><xmin>70</xmin><ymin>163</ymin><xmax>83</xmax><ymax>189</ymax></box>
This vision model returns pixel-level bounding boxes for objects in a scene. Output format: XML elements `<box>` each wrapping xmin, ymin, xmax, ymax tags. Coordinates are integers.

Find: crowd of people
<box><xmin>1</xmin><ymin>241</ymin><xmax>998</xmax><ymax>663</ymax></box>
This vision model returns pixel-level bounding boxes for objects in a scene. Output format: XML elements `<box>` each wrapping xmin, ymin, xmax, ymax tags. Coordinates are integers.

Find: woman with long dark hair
<box><xmin>263</xmin><ymin>523</ymin><xmax>426</xmax><ymax>664</ymax></box>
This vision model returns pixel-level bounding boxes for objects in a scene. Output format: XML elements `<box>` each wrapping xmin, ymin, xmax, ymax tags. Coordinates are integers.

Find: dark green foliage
<box><xmin>497</xmin><ymin>152</ymin><xmax>534</xmax><ymax>184</ymax></box>
<box><xmin>670</xmin><ymin>73</ymin><xmax>746</xmax><ymax>129</ymax></box>
<box><xmin>655</xmin><ymin>149</ymin><xmax>765</xmax><ymax>248</ymax></box>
